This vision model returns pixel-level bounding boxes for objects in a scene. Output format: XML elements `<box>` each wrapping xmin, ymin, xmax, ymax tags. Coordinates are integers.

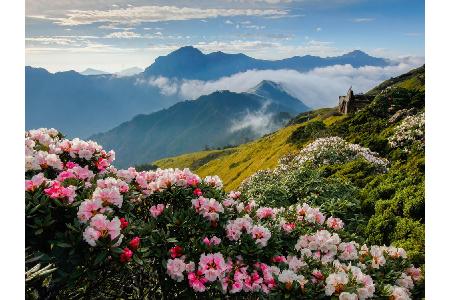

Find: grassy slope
<box><xmin>153</xmin><ymin>65</ymin><xmax>424</xmax><ymax>191</ymax></box>
<box><xmin>153</xmin><ymin>108</ymin><xmax>344</xmax><ymax>190</ymax></box>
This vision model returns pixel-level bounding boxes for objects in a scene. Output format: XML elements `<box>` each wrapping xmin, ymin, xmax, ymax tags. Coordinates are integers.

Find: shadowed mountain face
<box><xmin>91</xmin><ymin>81</ymin><xmax>310</xmax><ymax>167</ymax></box>
<box><xmin>144</xmin><ymin>46</ymin><xmax>390</xmax><ymax>80</ymax></box>
<box><xmin>26</xmin><ymin>46</ymin><xmax>389</xmax><ymax>138</ymax></box>
<box><xmin>25</xmin><ymin>67</ymin><xmax>180</xmax><ymax>138</ymax></box>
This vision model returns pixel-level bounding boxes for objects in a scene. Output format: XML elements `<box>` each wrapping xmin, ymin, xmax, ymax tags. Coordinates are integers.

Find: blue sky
<box><xmin>25</xmin><ymin>0</ymin><xmax>424</xmax><ymax>73</ymax></box>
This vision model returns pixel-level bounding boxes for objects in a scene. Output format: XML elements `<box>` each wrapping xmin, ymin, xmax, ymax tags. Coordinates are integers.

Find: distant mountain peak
<box><xmin>247</xmin><ymin>80</ymin><xmax>285</xmax><ymax>95</ymax></box>
<box><xmin>342</xmin><ymin>50</ymin><xmax>371</xmax><ymax>57</ymax></box>
<box><xmin>169</xmin><ymin>45</ymin><xmax>203</xmax><ymax>56</ymax></box>
<box><xmin>80</xmin><ymin>68</ymin><xmax>110</xmax><ymax>76</ymax></box>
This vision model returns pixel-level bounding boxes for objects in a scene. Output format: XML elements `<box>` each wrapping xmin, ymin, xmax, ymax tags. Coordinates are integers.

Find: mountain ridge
<box><xmin>144</xmin><ymin>46</ymin><xmax>390</xmax><ymax>80</ymax></box>
<box><xmin>90</xmin><ymin>80</ymin><xmax>309</xmax><ymax>167</ymax></box>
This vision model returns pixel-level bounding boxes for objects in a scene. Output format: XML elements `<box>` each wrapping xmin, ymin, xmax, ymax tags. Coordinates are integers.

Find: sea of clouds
<box><xmin>137</xmin><ymin>56</ymin><xmax>424</xmax><ymax>109</ymax></box>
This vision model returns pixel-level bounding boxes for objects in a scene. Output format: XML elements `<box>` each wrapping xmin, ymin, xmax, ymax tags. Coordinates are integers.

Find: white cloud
<box><xmin>137</xmin><ymin>58</ymin><xmax>424</xmax><ymax>108</ymax></box>
<box><xmin>234</xmin><ymin>0</ymin><xmax>292</xmax><ymax>3</ymax></box>
<box><xmin>98</xmin><ymin>23</ymin><xmax>135</xmax><ymax>30</ymax></box>
<box><xmin>31</xmin><ymin>5</ymin><xmax>288</xmax><ymax>26</ymax></box>
<box><xmin>229</xmin><ymin>103</ymin><xmax>279</xmax><ymax>136</ymax></box>
<box><xmin>243</xmin><ymin>24</ymin><xmax>266</xmax><ymax>30</ymax></box>
<box><xmin>136</xmin><ymin>76</ymin><xmax>179</xmax><ymax>96</ymax></box>
<box><xmin>316</xmin><ymin>27</ymin><xmax>322</xmax><ymax>31</ymax></box>
<box><xmin>352</xmin><ymin>18</ymin><xmax>375</xmax><ymax>23</ymax></box>
<box><xmin>104</xmin><ymin>31</ymin><xmax>141</xmax><ymax>39</ymax></box>
<box><xmin>225</xmin><ymin>20</ymin><xmax>234</xmax><ymax>24</ymax></box>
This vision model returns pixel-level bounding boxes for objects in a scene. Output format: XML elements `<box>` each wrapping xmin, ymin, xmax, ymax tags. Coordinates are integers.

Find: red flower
<box><xmin>120</xmin><ymin>217</ymin><xmax>128</xmax><ymax>229</ymax></box>
<box><xmin>193</xmin><ymin>188</ymin><xmax>203</xmax><ymax>196</ymax></box>
<box><xmin>129</xmin><ymin>237</ymin><xmax>141</xmax><ymax>250</ymax></box>
<box><xmin>169</xmin><ymin>245</ymin><xmax>183</xmax><ymax>258</ymax></box>
<box><xmin>120</xmin><ymin>247</ymin><xmax>133</xmax><ymax>263</ymax></box>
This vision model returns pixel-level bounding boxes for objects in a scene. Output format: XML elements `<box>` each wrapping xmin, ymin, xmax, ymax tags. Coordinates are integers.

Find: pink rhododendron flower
<box><xmin>25</xmin><ymin>173</ymin><xmax>46</xmax><ymax>192</ymax></box>
<box><xmin>188</xmin><ymin>270</ymin><xmax>207</xmax><ymax>292</ymax></box>
<box><xmin>251</xmin><ymin>225</ymin><xmax>271</xmax><ymax>247</ymax></box>
<box><xmin>150</xmin><ymin>204</ymin><xmax>165</xmax><ymax>218</ymax></box>
<box><xmin>226</xmin><ymin>217</ymin><xmax>253</xmax><ymax>241</ymax></box>
<box><xmin>83</xmin><ymin>227</ymin><xmax>101</xmax><ymax>246</ymax></box>
<box><xmin>204</xmin><ymin>175</ymin><xmax>223</xmax><ymax>189</ymax></box>
<box><xmin>92</xmin><ymin>186</ymin><xmax>123</xmax><ymax>208</ymax></box>
<box><xmin>192</xmin><ymin>197</ymin><xmax>224</xmax><ymax>222</ymax></box>
<box><xmin>387</xmin><ymin>285</ymin><xmax>411</xmax><ymax>300</ymax></box>
<box><xmin>327</xmin><ymin>217</ymin><xmax>344</xmax><ymax>230</ymax></box>
<box><xmin>83</xmin><ymin>214</ymin><xmax>123</xmax><ymax>246</ymax></box>
<box><xmin>199</xmin><ymin>252</ymin><xmax>227</xmax><ymax>282</ymax></box>
<box><xmin>77</xmin><ymin>199</ymin><xmax>103</xmax><ymax>223</ymax></box>
<box><xmin>44</xmin><ymin>181</ymin><xmax>76</xmax><ymax>203</ymax></box>
<box><xmin>271</xmin><ymin>256</ymin><xmax>287</xmax><ymax>263</ymax></box>
<box><xmin>406</xmin><ymin>266</ymin><xmax>422</xmax><ymax>282</ymax></box>
<box><xmin>256</xmin><ymin>207</ymin><xmax>276</xmax><ymax>220</ymax></box>
<box><xmin>203</xmin><ymin>236</ymin><xmax>221</xmax><ymax>247</ymax></box>
<box><xmin>396</xmin><ymin>273</ymin><xmax>414</xmax><ymax>290</ymax></box>
<box><xmin>287</xmin><ymin>255</ymin><xmax>306</xmax><ymax>272</ymax></box>
<box><xmin>96</xmin><ymin>157</ymin><xmax>109</xmax><ymax>170</ymax></box>
<box><xmin>281</xmin><ymin>222</ymin><xmax>296</xmax><ymax>233</ymax></box>
<box><xmin>325</xmin><ymin>272</ymin><xmax>348</xmax><ymax>296</ymax></box>
<box><xmin>369</xmin><ymin>246</ymin><xmax>386</xmax><ymax>269</ymax></box>
<box><xmin>339</xmin><ymin>242</ymin><xmax>359</xmax><ymax>260</ymax></box>
<box><xmin>228</xmin><ymin>191</ymin><xmax>241</xmax><ymax>199</ymax></box>
<box><xmin>338</xmin><ymin>292</ymin><xmax>358</xmax><ymax>300</ymax></box>
<box><xmin>167</xmin><ymin>258</ymin><xmax>188</xmax><ymax>282</ymax></box>
<box><xmin>312</xmin><ymin>269</ymin><xmax>325</xmax><ymax>283</ymax></box>
<box><xmin>65</xmin><ymin>161</ymin><xmax>77</xmax><ymax>169</ymax></box>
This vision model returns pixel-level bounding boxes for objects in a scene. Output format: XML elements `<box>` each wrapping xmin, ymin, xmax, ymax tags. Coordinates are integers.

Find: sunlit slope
<box><xmin>153</xmin><ymin>108</ymin><xmax>343</xmax><ymax>190</ymax></box>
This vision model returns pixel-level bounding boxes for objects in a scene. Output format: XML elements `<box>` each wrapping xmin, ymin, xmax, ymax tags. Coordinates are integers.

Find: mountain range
<box><xmin>80</xmin><ymin>67</ymin><xmax>144</xmax><ymax>76</ymax></box>
<box><xmin>91</xmin><ymin>80</ymin><xmax>309</xmax><ymax>167</ymax></box>
<box><xmin>26</xmin><ymin>46</ymin><xmax>390</xmax><ymax>138</ymax></box>
<box><xmin>144</xmin><ymin>46</ymin><xmax>389</xmax><ymax>80</ymax></box>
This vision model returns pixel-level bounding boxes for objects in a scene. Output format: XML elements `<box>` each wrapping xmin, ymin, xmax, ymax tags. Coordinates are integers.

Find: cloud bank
<box><xmin>138</xmin><ymin>57</ymin><xmax>424</xmax><ymax>108</ymax></box>
<box><xmin>32</xmin><ymin>6</ymin><xmax>287</xmax><ymax>26</ymax></box>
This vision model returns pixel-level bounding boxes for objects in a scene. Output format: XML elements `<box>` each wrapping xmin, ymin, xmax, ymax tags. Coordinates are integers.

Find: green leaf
<box><xmin>56</xmin><ymin>242</ymin><xmax>72</xmax><ymax>248</ymax></box>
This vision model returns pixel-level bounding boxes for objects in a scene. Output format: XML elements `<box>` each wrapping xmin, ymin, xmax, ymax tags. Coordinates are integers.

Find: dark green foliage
<box><xmin>191</xmin><ymin>149</ymin><xmax>236</xmax><ymax>169</ymax></box>
<box><xmin>134</xmin><ymin>163</ymin><xmax>159</xmax><ymax>171</ymax></box>
<box><xmin>288</xmin><ymin>121</ymin><xmax>327</xmax><ymax>145</ymax></box>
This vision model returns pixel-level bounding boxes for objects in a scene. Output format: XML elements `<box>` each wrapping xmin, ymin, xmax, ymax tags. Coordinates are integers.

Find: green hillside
<box><xmin>153</xmin><ymin>65</ymin><xmax>424</xmax><ymax>191</ymax></box>
<box><xmin>151</xmin><ymin>65</ymin><xmax>425</xmax><ymax>267</ymax></box>
<box><xmin>153</xmin><ymin>107</ymin><xmax>343</xmax><ymax>190</ymax></box>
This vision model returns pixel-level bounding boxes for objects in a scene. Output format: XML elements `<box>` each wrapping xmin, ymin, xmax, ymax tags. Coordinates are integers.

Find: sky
<box><xmin>25</xmin><ymin>0</ymin><xmax>425</xmax><ymax>73</ymax></box>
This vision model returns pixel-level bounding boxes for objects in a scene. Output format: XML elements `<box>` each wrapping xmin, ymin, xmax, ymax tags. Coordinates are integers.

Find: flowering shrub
<box><xmin>284</xmin><ymin>136</ymin><xmax>389</xmax><ymax>172</ymax></box>
<box><xmin>25</xmin><ymin>129</ymin><xmax>423</xmax><ymax>299</ymax></box>
<box><xmin>388</xmin><ymin>112</ymin><xmax>425</xmax><ymax>152</ymax></box>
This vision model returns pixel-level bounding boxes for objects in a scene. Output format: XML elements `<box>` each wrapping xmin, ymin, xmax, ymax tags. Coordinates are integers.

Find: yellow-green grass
<box><xmin>153</xmin><ymin>124</ymin><xmax>302</xmax><ymax>191</ymax></box>
<box><xmin>154</xmin><ymin>149</ymin><xmax>229</xmax><ymax>170</ymax></box>
<box><xmin>153</xmin><ymin>109</ymin><xmax>342</xmax><ymax>191</ymax></box>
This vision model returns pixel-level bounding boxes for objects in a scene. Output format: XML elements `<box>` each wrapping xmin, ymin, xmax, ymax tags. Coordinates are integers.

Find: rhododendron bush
<box><xmin>26</xmin><ymin>128</ymin><xmax>423</xmax><ymax>299</ymax></box>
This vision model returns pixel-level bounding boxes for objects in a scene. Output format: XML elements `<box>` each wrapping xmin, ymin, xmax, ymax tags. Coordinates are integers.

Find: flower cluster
<box><xmin>25</xmin><ymin>129</ymin><xmax>423</xmax><ymax>299</ymax></box>
<box><xmin>25</xmin><ymin>128</ymin><xmax>114</xmax><ymax>172</ymax></box>
<box><xmin>287</xmin><ymin>137</ymin><xmax>389</xmax><ymax>170</ymax></box>
<box><xmin>388</xmin><ymin>112</ymin><xmax>425</xmax><ymax>152</ymax></box>
<box><xmin>192</xmin><ymin>197</ymin><xmax>224</xmax><ymax>222</ymax></box>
